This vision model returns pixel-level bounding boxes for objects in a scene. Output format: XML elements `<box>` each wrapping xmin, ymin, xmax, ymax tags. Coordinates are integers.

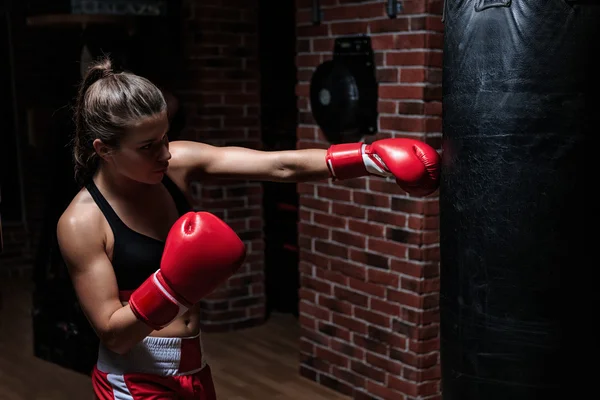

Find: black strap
<box><xmin>85</xmin><ymin>180</ymin><xmax>123</xmax><ymax>232</ymax></box>
<box><xmin>162</xmin><ymin>174</ymin><xmax>192</xmax><ymax>215</ymax></box>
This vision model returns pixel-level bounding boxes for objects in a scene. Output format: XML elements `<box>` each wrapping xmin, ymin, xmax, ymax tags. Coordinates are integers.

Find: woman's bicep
<box><xmin>57</xmin><ymin>215</ymin><xmax>122</xmax><ymax>337</ymax></box>
<box><xmin>170</xmin><ymin>140</ymin><xmax>283</xmax><ymax>181</ymax></box>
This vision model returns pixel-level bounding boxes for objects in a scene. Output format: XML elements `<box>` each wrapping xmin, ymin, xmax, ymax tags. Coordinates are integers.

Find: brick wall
<box><xmin>177</xmin><ymin>0</ymin><xmax>266</xmax><ymax>331</ymax></box>
<box><xmin>295</xmin><ymin>1</ymin><xmax>444</xmax><ymax>399</ymax></box>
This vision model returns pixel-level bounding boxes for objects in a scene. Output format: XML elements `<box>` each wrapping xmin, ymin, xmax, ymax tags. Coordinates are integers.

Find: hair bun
<box><xmin>82</xmin><ymin>56</ymin><xmax>114</xmax><ymax>87</ymax></box>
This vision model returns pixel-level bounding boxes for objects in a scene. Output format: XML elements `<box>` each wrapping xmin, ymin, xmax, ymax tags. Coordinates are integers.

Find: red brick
<box><xmin>379</xmin><ymin>116</ymin><xmax>425</xmax><ymax>132</ymax></box>
<box><xmin>297</xmin><ymin>24</ymin><xmax>329</xmax><ymax>37</ymax></box>
<box><xmin>300</xmin><ymin>338</ymin><xmax>315</xmax><ymax>355</ymax></box>
<box><xmin>332</xmin><ymin>203</ymin><xmax>366</xmax><ymax>219</ymax></box>
<box><xmin>354</xmin><ymin>307</ymin><xmax>391</xmax><ymax>327</ymax></box>
<box><xmin>316</xmin><ymin>347</ymin><xmax>350</xmax><ymax>368</ymax></box>
<box><xmin>315</xmin><ymin>240</ymin><xmax>349</xmax><ymax>259</ymax></box>
<box><xmin>299</xmin><ymin>288</ymin><xmax>317</xmax><ymax>304</ymax></box>
<box><xmin>397</xmin><ymin>101</ymin><xmax>425</xmax><ymax>115</ymax></box>
<box><xmin>401</xmin><ymin>68</ymin><xmax>427</xmax><ymax>83</ymax></box>
<box><xmin>408</xmin><ymin>246</ymin><xmax>440</xmax><ymax>262</ymax></box>
<box><xmin>378</xmin><ymin>100</ymin><xmax>397</xmax><ymax>113</ymax></box>
<box><xmin>348</xmin><ymin>249</ymin><xmax>390</xmax><ymax>270</ymax></box>
<box><xmin>350</xmin><ymin>360</ymin><xmax>386</xmax><ymax>383</ymax></box>
<box><xmin>317</xmin><ymin>186</ymin><xmax>352</xmax><ymax>202</ymax></box>
<box><xmin>330</xmin><ymin>21</ymin><xmax>370</xmax><ymax>35</ymax></box>
<box><xmin>369</xmin><ymin>18</ymin><xmax>410</xmax><ymax>34</ymax></box>
<box><xmin>379</xmin><ymin>85</ymin><xmax>424</xmax><ymax>100</ymax></box>
<box><xmin>419</xmin><ymin>380</ymin><xmax>441</xmax><ymax>396</ymax></box>
<box><xmin>353</xmin><ymin>335</ymin><xmax>389</xmax><ymax>356</ymax></box>
<box><xmin>314</xmin><ymin>211</ymin><xmax>346</xmax><ymax>228</ymax></box>
<box><xmin>316</xmin><ymin>268</ymin><xmax>348</xmax><ymax>287</ymax></box>
<box><xmin>386</xmin><ymin>51</ymin><xmax>427</xmax><ymax>66</ymax></box>
<box><xmin>297</xmin><ymin>126</ymin><xmax>316</xmax><ymax>141</ymax></box>
<box><xmin>296</xmin><ymin>8</ymin><xmax>312</xmax><ymax>25</ymax></box>
<box><xmin>332</xmin><ymin>230</ymin><xmax>367</xmax><ymax>248</ymax></box>
<box><xmin>366</xmin><ymin>380</ymin><xmax>406</xmax><ymax>400</ymax></box>
<box><xmin>333</xmin><ymin>314</ymin><xmax>369</xmax><ymax>335</ymax></box>
<box><xmin>371</xmin><ymin>34</ymin><xmax>396</xmax><ymax>51</ymax></box>
<box><xmin>330</xmin><ymin>258</ymin><xmax>368</xmax><ymax>281</ymax></box>
<box><xmin>426</xmin><ymin>16</ymin><xmax>445</xmax><ymax>32</ymax></box>
<box><xmin>300</xmin><ymin>196</ymin><xmax>330</xmax><ymax>212</ymax></box>
<box><xmin>367</xmin><ymin>269</ymin><xmax>399</xmax><ymax>287</ymax></box>
<box><xmin>370</xmin><ymin>297</ymin><xmax>402</xmax><ymax>317</ymax></box>
<box><xmin>376</xmin><ymin>68</ymin><xmax>399</xmax><ymax>83</ymax></box>
<box><xmin>348</xmin><ymin>277</ymin><xmax>387</xmax><ymax>298</ymax></box>
<box><xmin>332</xmin><ymin>366</ymin><xmax>367</xmax><ymax>388</ymax></box>
<box><xmin>349</xmin><ymin>220</ymin><xmax>385</xmax><ymax>238</ymax></box>
<box><xmin>353</xmin><ymin>191</ymin><xmax>391</xmax><ymax>208</ymax></box>
<box><xmin>301</xmin><ymin>354</ymin><xmax>331</xmax><ymax>374</ymax></box>
<box><xmin>299</xmin><ymin>223</ymin><xmax>330</xmax><ymax>240</ymax></box>
<box><xmin>331</xmin><ymin>339</ymin><xmax>366</xmax><ymax>360</ymax></box>
<box><xmin>388</xmin><ymin>289</ymin><xmax>423</xmax><ymax>309</ymax></box>
<box><xmin>333</xmin><ymin>286</ymin><xmax>369</xmax><ymax>308</ymax></box>
<box><xmin>300</xmin><ymin>314</ymin><xmax>317</xmax><ymax>330</ymax></box>
<box><xmin>427</xmin><ymin>32</ymin><xmax>444</xmax><ymax>50</ymax></box>
<box><xmin>367</xmin><ymin>209</ymin><xmax>407</xmax><ymax>226</ymax></box>
<box><xmin>394</xmin><ymin>33</ymin><xmax>426</xmax><ymax>49</ymax></box>
<box><xmin>388</xmin><ymin>376</ymin><xmax>419</xmax><ymax>397</ymax></box>
<box><xmin>317</xmin><ymin>321</ymin><xmax>352</xmax><ymax>341</ymax></box>
<box><xmin>302</xmin><ymin>327</ymin><xmax>331</xmax><ymax>347</ymax></box>
<box><xmin>401</xmin><ymin>277</ymin><xmax>440</xmax><ymax>294</ymax></box>
<box><xmin>302</xmin><ymin>276</ymin><xmax>333</xmax><ymax>295</ymax></box>
<box><xmin>295</xmin><ymin>82</ymin><xmax>310</xmax><ymax>97</ymax></box>
<box><xmin>300</xmin><ymin>301</ymin><xmax>332</xmax><ymax>321</ymax></box>
<box><xmin>427</xmin><ymin>52</ymin><xmax>444</xmax><ymax>69</ymax></box>
<box><xmin>409</xmin><ymin>337</ymin><xmax>440</xmax><ymax>354</ymax></box>
<box><xmin>312</xmin><ymin>37</ymin><xmax>334</xmax><ymax>52</ymax></box>
<box><xmin>318</xmin><ymin>295</ymin><xmax>354</xmax><ymax>316</ymax></box>
<box><xmin>368</xmin><ymin>237</ymin><xmax>409</xmax><ymax>258</ymax></box>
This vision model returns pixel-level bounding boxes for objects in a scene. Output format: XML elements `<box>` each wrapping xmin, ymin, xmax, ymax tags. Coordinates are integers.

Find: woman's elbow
<box><xmin>98</xmin><ymin>331</ymin><xmax>134</xmax><ymax>355</ymax></box>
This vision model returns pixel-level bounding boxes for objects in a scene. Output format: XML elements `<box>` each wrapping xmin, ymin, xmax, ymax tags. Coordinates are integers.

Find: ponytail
<box><xmin>73</xmin><ymin>57</ymin><xmax>114</xmax><ymax>186</ymax></box>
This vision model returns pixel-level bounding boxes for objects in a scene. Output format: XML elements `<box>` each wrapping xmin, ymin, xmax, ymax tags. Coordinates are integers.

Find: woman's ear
<box><xmin>92</xmin><ymin>138</ymin><xmax>112</xmax><ymax>161</ymax></box>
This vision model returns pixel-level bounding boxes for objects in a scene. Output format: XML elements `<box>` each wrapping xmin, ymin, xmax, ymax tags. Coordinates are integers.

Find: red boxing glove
<box><xmin>129</xmin><ymin>212</ymin><xmax>246</xmax><ymax>330</ymax></box>
<box><xmin>326</xmin><ymin>138</ymin><xmax>441</xmax><ymax>196</ymax></box>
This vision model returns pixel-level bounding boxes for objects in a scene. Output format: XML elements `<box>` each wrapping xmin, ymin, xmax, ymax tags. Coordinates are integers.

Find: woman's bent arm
<box><xmin>57</xmin><ymin>208</ymin><xmax>153</xmax><ymax>354</ymax></box>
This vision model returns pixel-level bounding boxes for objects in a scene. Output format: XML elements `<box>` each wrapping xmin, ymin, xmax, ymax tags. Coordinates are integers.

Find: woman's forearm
<box><xmin>101</xmin><ymin>304</ymin><xmax>154</xmax><ymax>355</ymax></box>
<box><xmin>280</xmin><ymin>149</ymin><xmax>330</xmax><ymax>182</ymax></box>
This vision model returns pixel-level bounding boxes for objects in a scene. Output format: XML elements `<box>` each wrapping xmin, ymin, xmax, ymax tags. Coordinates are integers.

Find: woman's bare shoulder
<box><xmin>56</xmin><ymin>188</ymin><xmax>105</xmax><ymax>254</ymax></box>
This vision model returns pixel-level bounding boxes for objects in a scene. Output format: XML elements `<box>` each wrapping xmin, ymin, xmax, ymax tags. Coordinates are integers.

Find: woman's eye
<box><xmin>140</xmin><ymin>143</ymin><xmax>152</xmax><ymax>150</ymax></box>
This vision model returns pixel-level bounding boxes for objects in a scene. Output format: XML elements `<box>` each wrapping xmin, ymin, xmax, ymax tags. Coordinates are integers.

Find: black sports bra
<box><xmin>85</xmin><ymin>174</ymin><xmax>192</xmax><ymax>300</ymax></box>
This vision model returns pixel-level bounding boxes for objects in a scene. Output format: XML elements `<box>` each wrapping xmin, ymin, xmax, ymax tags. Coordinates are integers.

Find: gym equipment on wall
<box><xmin>309</xmin><ymin>35</ymin><xmax>378</xmax><ymax>144</ymax></box>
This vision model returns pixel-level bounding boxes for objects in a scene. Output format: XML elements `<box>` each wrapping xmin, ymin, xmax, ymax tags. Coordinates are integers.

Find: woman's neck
<box><xmin>93</xmin><ymin>165</ymin><xmax>157</xmax><ymax>201</ymax></box>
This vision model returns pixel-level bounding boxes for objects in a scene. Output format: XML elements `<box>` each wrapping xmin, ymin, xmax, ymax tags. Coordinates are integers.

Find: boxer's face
<box><xmin>94</xmin><ymin>111</ymin><xmax>171</xmax><ymax>185</ymax></box>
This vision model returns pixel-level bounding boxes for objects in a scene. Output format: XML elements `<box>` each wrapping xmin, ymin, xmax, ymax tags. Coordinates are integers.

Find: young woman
<box><xmin>57</xmin><ymin>56</ymin><xmax>440</xmax><ymax>399</ymax></box>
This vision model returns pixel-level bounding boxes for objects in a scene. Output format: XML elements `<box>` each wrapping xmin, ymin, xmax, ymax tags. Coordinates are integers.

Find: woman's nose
<box><xmin>159</xmin><ymin>144</ymin><xmax>172</xmax><ymax>162</ymax></box>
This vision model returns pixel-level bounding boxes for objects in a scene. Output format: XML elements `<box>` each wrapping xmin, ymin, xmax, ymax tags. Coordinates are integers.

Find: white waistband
<box><xmin>97</xmin><ymin>333</ymin><xmax>206</xmax><ymax>376</ymax></box>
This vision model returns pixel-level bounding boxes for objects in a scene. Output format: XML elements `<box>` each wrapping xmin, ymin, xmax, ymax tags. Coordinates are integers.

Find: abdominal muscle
<box><xmin>121</xmin><ymin>300</ymin><xmax>203</xmax><ymax>338</ymax></box>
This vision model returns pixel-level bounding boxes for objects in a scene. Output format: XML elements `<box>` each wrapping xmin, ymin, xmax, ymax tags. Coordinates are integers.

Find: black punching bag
<box><xmin>440</xmin><ymin>1</ymin><xmax>597</xmax><ymax>399</ymax></box>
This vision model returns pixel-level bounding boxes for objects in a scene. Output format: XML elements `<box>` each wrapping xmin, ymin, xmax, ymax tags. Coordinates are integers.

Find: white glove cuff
<box><xmin>361</xmin><ymin>144</ymin><xmax>392</xmax><ymax>177</ymax></box>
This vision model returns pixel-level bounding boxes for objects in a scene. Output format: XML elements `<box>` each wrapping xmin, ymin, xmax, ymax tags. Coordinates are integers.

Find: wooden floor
<box><xmin>0</xmin><ymin>275</ymin><xmax>349</xmax><ymax>400</ymax></box>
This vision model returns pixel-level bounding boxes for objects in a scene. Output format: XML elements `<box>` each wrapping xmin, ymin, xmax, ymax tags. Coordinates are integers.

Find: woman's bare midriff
<box><xmin>122</xmin><ymin>301</ymin><xmax>202</xmax><ymax>338</ymax></box>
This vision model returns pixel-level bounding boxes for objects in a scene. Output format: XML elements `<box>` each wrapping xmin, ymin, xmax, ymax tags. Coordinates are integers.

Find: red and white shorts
<box><xmin>92</xmin><ymin>333</ymin><xmax>216</xmax><ymax>400</ymax></box>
